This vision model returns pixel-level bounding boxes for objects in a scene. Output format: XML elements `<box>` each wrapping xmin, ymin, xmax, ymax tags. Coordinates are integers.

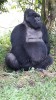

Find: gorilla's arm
<box><xmin>11</xmin><ymin>24</ymin><xmax>26</xmax><ymax>46</ymax></box>
<box><xmin>11</xmin><ymin>24</ymin><xmax>31</xmax><ymax>69</ymax></box>
<box><xmin>41</xmin><ymin>24</ymin><xmax>50</xmax><ymax>54</ymax></box>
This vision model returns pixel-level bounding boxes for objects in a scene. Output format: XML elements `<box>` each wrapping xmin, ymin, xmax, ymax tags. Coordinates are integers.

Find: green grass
<box><xmin>0</xmin><ymin>71</ymin><xmax>56</xmax><ymax>100</ymax></box>
<box><xmin>0</xmin><ymin>31</ymin><xmax>56</xmax><ymax>100</ymax></box>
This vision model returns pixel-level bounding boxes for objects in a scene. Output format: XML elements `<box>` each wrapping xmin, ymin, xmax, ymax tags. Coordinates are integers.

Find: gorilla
<box><xmin>5</xmin><ymin>9</ymin><xmax>53</xmax><ymax>71</ymax></box>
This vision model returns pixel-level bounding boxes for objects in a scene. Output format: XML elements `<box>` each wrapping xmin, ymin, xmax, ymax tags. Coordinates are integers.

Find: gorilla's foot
<box><xmin>5</xmin><ymin>53</ymin><xmax>20</xmax><ymax>71</ymax></box>
<box><xmin>34</xmin><ymin>55</ymin><xmax>53</xmax><ymax>70</ymax></box>
<box><xmin>40</xmin><ymin>55</ymin><xmax>53</xmax><ymax>69</ymax></box>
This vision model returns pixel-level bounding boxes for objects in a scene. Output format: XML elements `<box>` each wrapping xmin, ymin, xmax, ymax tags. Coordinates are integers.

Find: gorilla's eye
<box><xmin>37</xmin><ymin>14</ymin><xmax>40</xmax><ymax>17</ymax></box>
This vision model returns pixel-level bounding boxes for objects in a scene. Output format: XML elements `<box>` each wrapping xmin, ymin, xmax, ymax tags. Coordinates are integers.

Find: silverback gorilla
<box><xmin>5</xmin><ymin>9</ymin><xmax>53</xmax><ymax>71</ymax></box>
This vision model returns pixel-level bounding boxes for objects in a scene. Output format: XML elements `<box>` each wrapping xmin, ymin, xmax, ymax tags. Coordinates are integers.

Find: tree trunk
<box><xmin>41</xmin><ymin>0</ymin><xmax>56</xmax><ymax>26</ymax></box>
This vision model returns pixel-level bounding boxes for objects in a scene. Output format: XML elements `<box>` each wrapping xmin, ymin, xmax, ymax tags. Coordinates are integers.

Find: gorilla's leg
<box><xmin>5</xmin><ymin>53</ymin><xmax>20</xmax><ymax>71</ymax></box>
<box><xmin>23</xmin><ymin>63</ymin><xmax>32</xmax><ymax>71</ymax></box>
<box><xmin>34</xmin><ymin>55</ymin><xmax>53</xmax><ymax>70</ymax></box>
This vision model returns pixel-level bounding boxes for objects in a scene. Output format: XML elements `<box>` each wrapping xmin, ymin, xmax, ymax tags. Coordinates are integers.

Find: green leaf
<box><xmin>35</xmin><ymin>0</ymin><xmax>38</xmax><ymax>4</ymax></box>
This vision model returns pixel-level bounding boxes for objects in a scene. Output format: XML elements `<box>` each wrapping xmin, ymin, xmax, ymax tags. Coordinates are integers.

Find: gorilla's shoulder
<box><xmin>11</xmin><ymin>23</ymin><xmax>26</xmax><ymax>41</ymax></box>
<box><xmin>13</xmin><ymin>23</ymin><xmax>26</xmax><ymax>32</ymax></box>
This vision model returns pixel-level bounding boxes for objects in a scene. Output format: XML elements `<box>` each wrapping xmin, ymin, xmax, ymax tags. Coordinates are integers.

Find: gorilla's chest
<box><xmin>24</xmin><ymin>27</ymin><xmax>47</xmax><ymax>61</ymax></box>
<box><xmin>26</xmin><ymin>27</ymin><xmax>43</xmax><ymax>42</ymax></box>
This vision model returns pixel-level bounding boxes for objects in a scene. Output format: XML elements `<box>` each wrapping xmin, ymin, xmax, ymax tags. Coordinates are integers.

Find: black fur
<box><xmin>5</xmin><ymin>9</ymin><xmax>53</xmax><ymax>71</ymax></box>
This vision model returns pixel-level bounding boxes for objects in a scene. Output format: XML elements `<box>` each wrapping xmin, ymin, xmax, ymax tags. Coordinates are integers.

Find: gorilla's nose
<box><xmin>35</xmin><ymin>17</ymin><xmax>41</xmax><ymax>23</ymax></box>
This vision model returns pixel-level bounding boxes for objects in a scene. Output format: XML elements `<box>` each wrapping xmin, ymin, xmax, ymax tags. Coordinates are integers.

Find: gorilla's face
<box><xmin>24</xmin><ymin>9</ymin><xmax>42</xmax><ymax>29</ymax></box>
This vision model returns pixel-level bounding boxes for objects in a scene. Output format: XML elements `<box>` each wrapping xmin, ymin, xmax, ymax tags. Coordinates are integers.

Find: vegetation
<box><xmin>0</xmin><ymin>28</ymin><xmax>56</xmax><ymax>100</ymax></box>
<box><xmin>0</xmin><ymin>0</ymin><xmax>56</xmax><ymax>100</ymax></box>
<box><xmin>0</xmin><ymin>32</ymin><xmax>11</xmax><ymax>64</ymax></box>
<box><xmin>0</xmin><ymin>0</ymin><xmax>7</xmax><ymax>11</ymax></box>
<box><xmin>0</xmin><ymin>71</ymin><xmax>56</xmax><ymax>100</ymax></box>
<box><xmin>0</xmin><ymin>0</ymin><xmax>7</xmax><ymax>5</ymax></box>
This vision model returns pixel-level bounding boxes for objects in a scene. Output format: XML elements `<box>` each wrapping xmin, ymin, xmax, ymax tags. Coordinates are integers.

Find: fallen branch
<box><xmin>0</xmin><ymin>72</ymin><xmax>18</xmax><ymax>78</ymax></box>
<box><xmin>36</xmin><ymin>68</ymin><xmax>56</xmax><ymax>77</ymax></box>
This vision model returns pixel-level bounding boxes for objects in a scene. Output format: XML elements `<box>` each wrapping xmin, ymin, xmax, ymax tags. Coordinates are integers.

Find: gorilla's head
<box><xmin>24</xmin><ymin>9</ymin><xmax>42</xmax><ymax>29</ymax></box>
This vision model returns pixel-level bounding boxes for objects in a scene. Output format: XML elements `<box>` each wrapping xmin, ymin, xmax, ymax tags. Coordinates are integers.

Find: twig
<box><xmin>36</xmin><ymin>68</ymin><xmax>56</xmax><ymax>77</ymax></box>
<box><xmin>0</xmin><ymin>72</ymin><xmax>18</xmax><ymax>78</ymax></box>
